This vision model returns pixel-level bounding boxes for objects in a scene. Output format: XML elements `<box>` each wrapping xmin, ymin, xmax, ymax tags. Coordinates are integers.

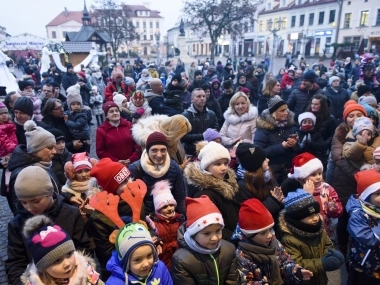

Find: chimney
<box><xmin>142</xmin><ymin>2</ymin><xmax>150</xmax><ymax>9</ymax></box>
<box><xmin>64</xmin><ymin>7</ymin><xmax>68</xmax><ymax>16</ymax></box>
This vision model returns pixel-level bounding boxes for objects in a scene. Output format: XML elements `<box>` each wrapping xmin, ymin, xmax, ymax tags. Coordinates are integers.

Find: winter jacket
<box><xmin>204</xmin><ymin>71</ymin><xmax>222</xmax><ymax>84</ymax></box>
<box><xmin>62</xmin><ymin>72</ymin><xmax>78</xmax><ymax>91</ymax></box>
<box><xmin>223</xmin><ymin>66</ymin><xmax>234</xmax><ymax>82</ymax></box>
<box><xmin>288</xmin><ymin>84</ymin><xmax>324</xmax><ymax>121</ymax></box>
<box><xmin>6</xmin><ymin>193</ymin><xmax>90</xmax><ymax>285</ymax></box>
<box><xmin>280</xmin><ymin>72</ymin><xmax>294</xmax><ymax>90</ymax></box>
<box><xmin>165</xmin><ymin>89</ymin><xmax>184</xmax><ymax>111</ymax></box>
<box><xmin>188</xmin><ymin>79</ymin><xmax>206</xmax><ymax>93</ymax></box>
<box><xmin>218</xmin><ymin>92</ymin><xmax>235</xmax><ymax>114</ymax></box>
<box><xmin>206</xmin><ymin>93</ymin><xmax>223</xmax><ymax>128</ymax></box>
<box><xmin>148</xmin><ymin>68</ymin><xmax>159</xmax><ymax>78</ymax></box>
<box><xmin>96</xmin><ymin>118</ymin><xmax>141</xmax><ymax>162</ymax></box>
<box><xmin>234</xmin><ymin>82</ymin><xmax>257</xmax><ymax>105</ymax></box>
<box><xmin>89</xmin><ymin>94</ymin><xmax>104</xmax><ymax>116</ymax></box>
<box><xmin>257</xmin><ymin>93</ymin><xmax>274</xmax><ymax>116</ymax></box>
<box><xmin>188</xmin><ymin>66</ymin><xmax>196</xmax><ymax>82</ymax></box>
<box><xmin>123</xmin><ymin>65</ymin><xmax>134</xmax><ymax>78</ymax></box>
<box><xmin>279</xmin><ymin>212</ymin><xmax>333</xmax><ymax>285</ymax></box>
<box><xmin>175</xmin><ymin>64</ymin><xmax>185</xmax><ymax>75</ymax></box>
<box><xmin>128</xmin><ymin>155</ymin><xmax>186</xmax><ymax>215</ymax></box>
<box><xmin>220</xmin><ymin>106</ymin><xmax>258</xmax><ymax>147</ymax></box>
<box><xmin>282</xmin><ymin>78</ymin><xmax>303</xmax><ymax>102</ymax></box>
<box><xmin>254</xmin><ymin>110</ymin><xmax>299</xmax><ymax>184</ymax></box>
<box><xmin>64</xmin><ymin>109</ymin><xmax>90</xmax><ymax>140</ymax></box>
<box><xmin>346</xmin><ymin>194</ymin><xmax>380</xmax><ymax>278</ymax></box>
<box><xmin>314</xmin><ymin>114</ymin><xmax>336</xmax><ymax>150</ymax></box>
<box><xmin>144</xmin><ymin>90</ymin><xmax>182</xmax><ymax>116</ymax></box>
<box><xmin>91</xmin><ymin>73</ymin><xmax>106</xmax><ymax>96</ymax></box>
<box><xmin>171</xmin><ymin>224</ymin><xmax>239</xmax><ymax>285</ymax></box>
<box><xmin>104</xmin><ymin>81</ymin><xmax>129</xmax><ymax>102</ymax></box>
<box><xmin>297</xmin><ymin>128</ymin><xmax>326</xmax><ymax>159</ymax></box>
<box><xmin>184</xmin><ymin>162</ymin><xmax>240</xmax><ymax>241</ymax></box>
<box><xmin>211</xmin><ymin>78</ymin><xmax>223</xmax><ymax>99</ymax></box>
<box><xmin>51</xmin><ymin>148</ymin><xmax>72</xmax><ymax>186</ymax></box>
<box><xmin>21</xmin><ymin>251</ymin><xmax>102</xmax><ymax>285</ymax></box>
<box><xmin>324</xmin><ymin>86</ymin><xmax>350</xmax><ymax>123</ymax></box>
<box><xmin>106</xmin><ymin>251</ymin><xmax>172</xmax><ymax>285</ymax></box>
<box><xmin>182</xmin><ymin>105</ymin><xmax>218</xmax><ymax>156</ymax></box>
<box><xmin>0</xmin><ymin>121</ymin><xmax>18</xmax><ymax>157</ymax></box>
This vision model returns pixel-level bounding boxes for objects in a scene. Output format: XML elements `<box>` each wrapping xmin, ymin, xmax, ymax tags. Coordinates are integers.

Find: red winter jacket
<box><xmin>96</xmin><ymin>118</ymin><xmax>141</xmax><ymax>162</ymax></box>
<box><xmin>280</xmin><ymin>72</ymin><xmax>294</xmax><ymax>90</ymax></box>
<box><xmin>0</xmin><ymin>121</ymin><xmax>18</xmax><ymax>157</ymax></box>
<box><xmin>104</xmin><ymin>81</ymin><xmax>130</xmax><ymax>102</ymax></box>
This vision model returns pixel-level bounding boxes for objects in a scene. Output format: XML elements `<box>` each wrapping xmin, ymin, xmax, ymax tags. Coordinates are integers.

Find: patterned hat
<box><xmin>72</xmin><ymin>152</ymin><xmax>92</xmax><ymax>172</ymax></box>
<box><xmin>284</xmin><ymin>188</ymin><xmax>320</xmax><ymax>220</ymax></box>
<box><xmin>352</xmin><ymin>117</ymin><xmax>374</xmax><ymax>137</ymax></box>
<box><xmin>268</xmin><ymin>95</ymin><xmax>287</xmax><ymax>114</ymax></box>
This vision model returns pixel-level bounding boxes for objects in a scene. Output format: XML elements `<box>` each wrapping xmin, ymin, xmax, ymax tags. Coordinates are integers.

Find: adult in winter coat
<box><xmin>96</xmin><ymin>102</ymin><xmax>141</xmax><ymax>164</ymax></box>
<box><xmin>18</xmin><ymin>80</ymin><xmax>42</xmax><ymax>122</ymax></box>
<box><xmin>218</xmin><ymin>80</ymin><xmax>235</xmax><ymax>115</ymax></box>
<box><xmin>202</xmin><ymin>84</ymin><xmax>224</xmax><ymax>129</ymax></box>
<box><xmin>254</xmin><ymin>96</ymin><xmax>299</xmax><ymax>184</ymax></box>
<box><xmin>257</xmin><ymin>79</ymin><xmax>281</xmax><ymax>115</ymax></box>
<box><xmin>188</xmin><ymin>70</ymin><xmax>205</xmax><ymax>93</ymax></box>
<box><xmin>220</xmin><ymin>92</ymin><xmax>258</xmax><ymax>147</ymax></box>
<box><xmin>61</xmin><ymin>63</ymin><xmax>78</xmax><ymax>91</ymax></box>
<box><xmin>324</xmin><ymin>76</ymin><xmax>350</xmax><ymax>124</ymax></box>
<box><xmin>188</xmin><ymin>62</ymin><xmax>197</xmax><ymax>83</ymax></box>
<box><xmin>174</xmin><ymin>60</ymin><xmax>185</xmax><ymax>75</ymax></box>
<box><xmin>90</xmin><ymin>65</ymin><xmax>106</xmax><ymax>96</ymax></box>
<box><xmin>288</xmin><ymin>70</ymin><xmax>324</xmax><ymax>122</ymax></box>
<box><xmin>104</xmin><ymin>70</ymin><xmax>129</xmax><ymax>102</ymax></box>
<box><xmin>223</xmin><ymin>62</ymin><xmax>235</xmax><ymax>81</ymax></box>
<box><xmin>234</xmin><ymin>73</ymin><xmax>257</xmax><ymax>105</ymax></box>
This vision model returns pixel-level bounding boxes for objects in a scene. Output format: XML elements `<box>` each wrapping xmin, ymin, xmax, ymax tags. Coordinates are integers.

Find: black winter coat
<box><xmin>257</xmin><ymin>93</ymin><xmax>272</xmax><ymax>115</ymax></box>
<box><xmin>324</xmin><ymin>86</ymin><xmax>350</xmax><ymax>124</ymax></box>
<box><xmin>315</xmin><ymin>114</ymin><xmax>337</xmax><ymax>150</ymax></box>
<box><xmin>6</xmin><ymin>193</ymin><xmax>90</xmax><ymax>285</ymax></box>
<box><xmin>234</xmin><ymin>82</ymin><xmax>257</xmax><ymax>105</ymax></box>
<box><xmin>188</xmin><ymin>79</ymin><xmax>206</xmax><ymax>93</ymax></box>
<box><xmin>206</xmin><ymin>94</ymin><xmax>223</xmax><ymax>128</ymax></box>
<box><xmin>61</xmin><ymin>72</ymin><xmax>78</xmax><ymax>91</ymax></box>
<box><xmin>51</xmin><ymin>149</ymin><xmax>72</xmax><ymax>186</ymax></box>
<box><xmin>297</xmin><ymin>129</ymin><xmax>326</xmax><ymax>159</ymax></box>
<box><xmin>218</xmin><ymin>92</ymin><xmax>234</xmax><ymax>114</ymax></box>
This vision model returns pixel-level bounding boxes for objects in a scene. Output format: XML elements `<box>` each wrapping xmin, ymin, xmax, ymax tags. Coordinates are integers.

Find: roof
<box><xmin>46</xmin><ymin>11</ymin><xmax>83</xmax><ymax>27</ymax></box>
<box><xmin>63</xmin><ymin>41</ymin><xmax>92</xmax><ymax>53</ymax></box>
<box><xmin>124</xmin><ymin>5</ymin><xmax>163</xmax><ymax>18</ymax></box>
<box><xmin>259</xmin><ymin>0</ymin><xmax>337</xmax><ymax>15</ymax></box>
<box><xmin>66</xmin><ymin>25</ymin><xmax>110</xmax><ymax>42</ymax></box>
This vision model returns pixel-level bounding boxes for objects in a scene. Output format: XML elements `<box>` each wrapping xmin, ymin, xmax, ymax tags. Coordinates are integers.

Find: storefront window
<box><xmin>325</xmin><ymin>37</ymin><xmax>331</xmax><ymax>53</ymax></box>
<box><xmin>315</xmin><ymin>38</ymin><xmax>321</xmax><ymax>53</ymax></box>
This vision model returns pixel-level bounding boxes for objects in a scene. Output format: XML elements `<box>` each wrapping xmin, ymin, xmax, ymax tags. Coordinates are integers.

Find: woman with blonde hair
<box><xmin>257</xmin><ymin>78</ymin><xmax>281</xmax><ymax>114</ymax></box>
<box><xmin>219</xmin><ymin>92</ymin><xmax>258</xmax><ymax>147</ymax></box>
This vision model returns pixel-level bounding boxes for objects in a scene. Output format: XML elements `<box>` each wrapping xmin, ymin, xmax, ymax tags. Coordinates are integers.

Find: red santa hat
<box><xmin>355</xmin><ymin>169</ymin><xmax>380</xmax><ymax>201</ymax></box>
<box><xmin>288</xmin><ymin>152</ymin><xmax>323</xmax><ymax>179</ymax></box>
<box><xmin>239</xmin><ymin>199</ymin><xmax>274</xmax><ymax>235</ymax></box>
<box><xmin>151</xmin><ymin>180</ymin><xmax>177</xmax><ymax>212</ymax></box>
<box><xmin>185</xmin><ymin>195</ymin><xmax>224</xmax><ymax>237</ymax></box>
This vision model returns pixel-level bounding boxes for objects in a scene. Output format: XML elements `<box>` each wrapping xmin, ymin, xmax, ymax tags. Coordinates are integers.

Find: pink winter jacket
<box><xmin>0</xmin><ymin>121</ymin><xmax>18</xmax><ymax>157</ymax></box>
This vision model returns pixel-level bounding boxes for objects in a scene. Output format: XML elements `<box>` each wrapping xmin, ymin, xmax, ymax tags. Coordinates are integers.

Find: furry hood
<box><xmin>278</xmin><ymin>210</ymin><xmax>291</xmax><ymax>235</ymax></box>
<box><xmin>256</xmin><ymin>109</ymin><xmax>295</xmax><ymax>131</ymax></box>
<box><xmin>21</xmin><ymin>251</ymin><xmax>99</xmax><ymax>285</ymax></box>
<box><xmin>223</xmin><ymin>105</ymin><xmax>258</xmax><ymax>124</ymax></box>
<box><xmin>132</xmin><ymin>114</ymin><xmax>169</xmax><ymax>147</ymax></box>
<box><xmin>184</xmin><ymin>161</ymin><xmax>238</xmax><ymax>200</ymax></box>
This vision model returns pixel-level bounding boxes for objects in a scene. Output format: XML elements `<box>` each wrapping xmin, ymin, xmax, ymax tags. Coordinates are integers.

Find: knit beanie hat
<box><xmin>66</xmin><ymin>92</ymin><xmax>82</xmax><ymax>107</ymax></box>
<box><xmin>343</xmin><ymin>100</ymin><xmax>367</xmax><ymax>122</ymax></box>
<box><xmin>13</xmin><ymin>96</ymin><xmax>34</xmax><ymax>117</ymax></box>
<box><xmin>66</xmin><ymin>83</ymin><xmax>80</xmax><ymax>97</ymax></box>
<box><xmin>236</xmin><ymin>143</ymin><xmax>266</xmax><ymax>172</ymax></box>
<box><xmin>358</xmin><ymin>95</ymin><xmax>377</xmax><ymax>106</ymax></box>
<box><xmin>151</xmin><ymin>180</ymin><xmax>177</xmax><ymax>212</ymax></box>
<box><xmin>240</xmin><ymin>87</ymin><xmax>250</xmax><ymax>95</ymax></box>
<box><xmin>207</xmin><ymin>66</ymin><xmax>216</xmax><ymax>73</ymax></box>
<box><xmin>185</xmin><ymin>195</ymin><xmax>224</xmax><ymax>237</ymax></box>
<box><xmin>203</xmin><ymin>128</ymin><xmax>221</xmax><ymax>142</ymax></box>
<box><xmin>352</xmin><ymin>117</ymin><xmax>374</xmax><ymax>137</ymax></box>
<box><xmin>0</xmin><ymin>102</ymin><xmax>8</xmax><ymax>113</ymax></box>
<box><xmin>116</xmin><ymin>222</ymin><xmax>157</xmax><ymax>272</ymax></box>
<box><xmin>66</xmin><ymin>63</ymin><xmax>73</xmax><ymax>69</ymax></box>
<box><xmin>288</xmin><ymin>152</ymin><xmax>323</xmax><ymax>179</ymax></box>
<box><xmin>171</xmin><ymin>74</ymin><xmax>182</xmax><ymax>83</ymax></box>
<box><xmin>198</xmin><ymin>141</ymin><xmax>230</xmax><ymax>171</ymax></box>
<box><xmin>373</xmin><ymin>146</ymin><xmax>380</xmax><ymax>160</ymax></box>
<box><xmin>357</xmin><ymin>85</ymin><xmax>371</xmax><ymax>97</ymax></box>
<box><xmin>90</xmin><ymin>158</ymin><xmax>130</xmax><ymax>193</ymax></box>
<box><xmin>302</xmin><ymin>70</ymin><xmax>317</xmax><ymax>83</ymax></box>
<box><xmin>284</xmin><ymin>188</ymin><xmax>320</xmax><ymax>220</ymax></box>
<box><xmin>102</xmin><ymin>101</ymin><xmax>119</xmax><ymax>115</ymax></box>
<box><xmin>328</xmin><ymin>76</ymin><xmax>340</xmax><ymax>85</ymax></box>
<box><xmin>23</xmin><ymin>215</ymin><xmax>75</xmax><ymax>272</ymax></box>
<box><xmin>146</xmin><ymin>132</ymin><xmax>168</xmax><ymax>152</ymax></box>
<box><xmin>15</xmin><ymin>166</ymin><xmax>54</xmax><ymax>199</ymax></box>
<box><xmin>237</xmin><ymin>73</ymin><xmax>246</xmax><ymax>82</ymax></box>
<box><xmin>354</xmin><ymin>169</ymin><xmax>380</xmax><ymax>201</ymax></box>
<box><xmin>124</xmin><ymin>77</ymin><xmax>135</xmax><ymax>86</ymax></box>
<box><xmin>298</xmin><ymin>112</ymin><xmax>316</xmax><ymax>125</ymax></box>
<box><xmin>113</xmin><ymin>94</ymin><xmax>128</xmax><ymax>108</ymax></box>
<box><xmin>77</xmin><ymin>71</ymin><xmax>86</xmax><ymax>79</ymax></box>
<box><xmin>194</xmin><ymin>70</ymin><xmax>202</xmax><ymax>77</ymax></box>
<box><xmin>48</xmin><ymin>128</ymin><xmax>65</xmax><ymax>142</ymax></box>
<box><xmin>24</xmin><ymin>120</ymin><xmax>56</xmax><ymax>154</ymax></box>
<box><xmin>72</xmin><ymin>152</ymin><xmax>92</xmax><ymax>172</ymax></box>
<box><xmin>268</xmin><ymin>95</ymin><xmax>287</xmax><ymax>114</ymax></box>
<box><xmin>239</xmin><ymin>198</ymin><xmax>274</xmax><ymax>235</ymax></box>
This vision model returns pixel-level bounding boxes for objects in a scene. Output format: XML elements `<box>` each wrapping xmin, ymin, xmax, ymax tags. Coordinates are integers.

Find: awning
<box><xmin>0</xmin><ymin>33</ymin><xmax>61</xmax><ymax>51</ymax></box>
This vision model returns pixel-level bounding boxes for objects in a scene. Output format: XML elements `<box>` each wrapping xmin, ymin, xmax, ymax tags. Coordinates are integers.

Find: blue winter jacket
<box><xmin>64</xmin><ymin>109</ymin><xmax>90</xmax><ymax>140</ymax></box>
<box><xmin>106</xmin><ymin>251</ymin><xmax>173</xmax><ymax>285</ymax></box>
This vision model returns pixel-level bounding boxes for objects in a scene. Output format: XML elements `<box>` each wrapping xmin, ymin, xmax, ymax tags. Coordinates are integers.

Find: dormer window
<box><xmin>267</xmin><ymin>2</ymin><xmax>271</xmax><ymax>10</ymax></box>
<box><xmin>282</xmin><ymin>0</ymin><xmax>287</xmax><ymax>7</ymax></box>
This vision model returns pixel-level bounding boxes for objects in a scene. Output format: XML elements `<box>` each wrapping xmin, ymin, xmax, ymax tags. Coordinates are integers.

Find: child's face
<box><xmin>262</xmin><ymin>158</ymin><xmax>270</xmax><ymax>171</ymax></box>
<box><xmin>213</xmin><ymin>138</ymin><xmax>222</xmax><ymax>144</ymax></box>
<box><xmin>91</xmin><ymin>89</ymin><xmax>97</xmax><ymax>95</ymax></box>
<box><xmin>206</xmin><ymin>158</ymin><xmax>229</xmax><ymax>179</ymax></box>
<box><xmin>158</xmin><ymin>204</ymin><xmax>176</xmax><ymax>218</ymax></box>
<box><xmin>0</xmin><ymin>112</ymin><xmax>9</xmax><ymax>123</ymax></box>
<box><xmin>54</xmin><ymin>140</ymin><xmax>65</xmax><ymax>155</ymax></box>
<box><xmin>129</xmin><ymin>245</ymin><xmax>154</xmax><ymax>278</ymax></box>
<box><xmin>212</xmin><ymin>83</ymin><xmax>219</xmax><ymax>89</ymax></box>
<box><xmin>250</xmin><ymin>228</ymin><xmax>273</xmax><ymax>247</ymax></box>
<box><xmin>374</xmin><ymin>158</ymin><xmax>380</xmax><ymax>172</ymax></box>
<box><xmin>301</xmin><ymin>118</ymin><xmax>314</xmax><ymax>129</ymax></box>
<box><xmin>19</xmin><ymin>195</ymin><xmax>54</xmax><ymax>215</ymax></box>
<box><xmin>300</xmin><ymin>213</ymin><xmax>320</xmax><ymax>225</ymax></box>
<box><xmin>369</xmin><ymin>189</ymin><xmax>380</xmax><ymax>207</ymax></box>
<box><xmin>46</xmin><ymin>251</ymin><xmax>76</xmax><ymax>280</ymax></box>
<box><xmin>204</xmin><ymin>89</ymin><xmax>211</xmax><ymax>99</ymax></box>
<box><xmin>122</xmin><ymin>99</ymin><xmax>129</xmax><ymax>108</ymax></box>
<box><xmin>194</xmin><ymin>224</ymin><xmax>222</xmax><ymax>249</ymax></box>
<box><xmin>74</xmin><ymin>169</ymin><xmax>91</xmax><ymax>182</ymax></box>
<box><xmin>70</xmin><ymin>102</ymin><xmax>81</xmax><ymax>112</ymax></box>
<box><xmin>171</xmin><ymin>79</ymin><xmax>178</xmax><ymax>86</ymax></box>
<box><xmin>305</xmin><ymin>168</ymin><xmax>323</xmax><ymax>188</ymax></box>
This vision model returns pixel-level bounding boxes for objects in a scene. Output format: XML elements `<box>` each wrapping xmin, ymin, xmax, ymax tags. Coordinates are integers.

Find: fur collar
<box><xmin>184</xmin><ymin>161</ymin><xmax>238</xmax><ymax>200</ymax></box>
<box><xmin>223</xmin><ymin>105</ymin><xmax>258</xmax><ymax>124</ymax></box>
<box><xmin>256</xmin><ymin>109</ymin><xmax>295</xmax><ymax>131</ymax></box>
<box><xmin>140</xmin><ymin>149</ymin><xmax>170</xmax><ymax>178</ymax></box>
<box><xmin>21</xmin><ymin>251</ymin><xmax>100</xmax><ymax>285</ymax></box>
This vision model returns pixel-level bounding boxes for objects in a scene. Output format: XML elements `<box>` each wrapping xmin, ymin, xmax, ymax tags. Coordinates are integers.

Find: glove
<box><xmin>136</xmin><ymin>107</ymin><xmax>145</xmax><ymax>116</ymax></box>
<box><xmin>329</xmin><ymin>248</ymin><xmax>345</xmax><ymax>264</ymax></box>
<box><xmin>321</xmin><ymin>248</ymin><xmax>345</xmax><ymax>271</ymax></box>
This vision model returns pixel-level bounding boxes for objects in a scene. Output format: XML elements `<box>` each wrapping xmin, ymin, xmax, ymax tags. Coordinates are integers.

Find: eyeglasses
<box><xmin>53</xmin><ymin>105</ymin><xmax>63</xmax><ymax>111</ymax></box>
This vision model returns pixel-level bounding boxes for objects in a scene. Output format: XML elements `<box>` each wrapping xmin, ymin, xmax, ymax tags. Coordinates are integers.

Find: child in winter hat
<box><xmin>288</xmin><ymin>152</ymin><xmax>343</xmax><ymax>238</ymax></box>
<box><xmin>280</xmin><ymin>183</ymin><xmax>345</xmax><ymax>284</ymax></box>
<box><xmin>231</xmin><ymin>198</ymin><xmax>313</xmax><ymax>284</ymax></box>
<box><xmin>89</xmin><ymin>85</ymin><xmax>104</xmax><ymax>127</ymax></box>
<box><xmin>347</xmin><ymin>169</ymin><xmax>380</xmax><ymax>281</ymax></box>
<box><xmin>203</xmin><ymin>128</ymin><xmax>222</xmax><ymax>143</ymax></box>
<box><xmin>127</xmin><ymin>91</ymin><xmax>152</xmax><ymax>123</ymax></box>
<box><xmin>171</xmin><ymin>195</ymin><xmax>238</xmax><ymax>284</ymax></box>
<box><xmin>21</xmin><ymin>215</ymin><xmax>102</xmax><ymax>285</ymax></box>
<box><xmin>297</xmin><ymin>112</ymin><xmax>325</xmax><ymax>158</ymax></box>
<box><xmin>0</xmin><ymin>102</ymin><xmax>18</xmax><ymax>159</ymax></box>
<box><xmin>145</xmin><ymin>180</ymin><xmax>185</xmax><ymax>270</ymax></box>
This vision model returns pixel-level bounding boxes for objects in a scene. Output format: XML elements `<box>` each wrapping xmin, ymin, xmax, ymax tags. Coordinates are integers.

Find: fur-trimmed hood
<box><xmin>184</xmin><ymin>161</ymin><xmax>238</xmax><ymax>200</ymax></box>
<box><xmin>278</xmin><ymin>210</ymin><xmax>291</xmax><ymax>235</ymax></box>
<box><xmin>223</xmin><ymin>105</ymin><xmax>258</xmax><ymax>124</ymax></box>
<box><xmin>256</xmin><ymin>109</ymin><xmax>295</xmax><ymax>131</ymax></box>
<box><xmin>21</xmin><ymin>251</ymin><xmax>100</xmax><ymax>285</ymax></box>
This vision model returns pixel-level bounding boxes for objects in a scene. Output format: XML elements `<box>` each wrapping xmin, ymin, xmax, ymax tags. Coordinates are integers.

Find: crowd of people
<box><xmin>1</xmin><ymin>51</ymin><xmax>380</xmax><ymax>285</ymax></box>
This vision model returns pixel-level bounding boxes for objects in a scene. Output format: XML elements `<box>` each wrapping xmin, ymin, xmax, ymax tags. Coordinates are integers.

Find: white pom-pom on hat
<box><xmin>151</xmin><ymin>180</ymin><xmax>177</xmax><ymax>212</ymax></box>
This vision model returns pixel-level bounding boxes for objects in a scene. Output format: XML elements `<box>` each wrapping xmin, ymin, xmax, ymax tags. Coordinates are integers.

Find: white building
<box><xmin>46</xmin><ymin>8</ymin><xmax>83</xmax><ymax>41</ymax></box>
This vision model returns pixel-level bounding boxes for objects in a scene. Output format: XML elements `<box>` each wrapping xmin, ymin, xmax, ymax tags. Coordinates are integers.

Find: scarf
<box><xmin>33</xmin><ymin>161</ymin><xmax>52</xmax><ymax>170</ymax></box>
<box><xmin>359</xmin><ymin>197</ymin><xmax>380</xmax><ymax>219</ymax></box>
<box><xmin>275</xmin><ymin>120</ymin><xmax>288</xmax><ymax>128</ymax></box>
<box><xmin>284</xmin><ymin>215</ymin><xmax>323</xmax><ymax>239</ymax></box>
<box><xmin>264</xmin><ymin>170</ymin><xmax>271</xmax><ymax>182</ymax></box>
<box><xmin>140</xmin><ymin>150</ymin><xmax>170</xmax><ymax>178</ymax></box>
<box><xmin>236</xmin><ymin>165</ymin><xmax>271</xmax><ymax>182</ymax></box>
<box><xmin>64</xmin><ymin>179</ymin><xmax>91</xmax><ymax>193</ymax></box>
<box><xmin>184</xmin><ymin>231</ymin><xmax>222</xmax><ymax>255</ymax></box>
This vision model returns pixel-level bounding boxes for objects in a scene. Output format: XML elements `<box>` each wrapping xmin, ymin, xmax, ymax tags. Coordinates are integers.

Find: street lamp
<box><xmin>268</xmin><ymin>17</ymin><xmax>283</xmax><ymax>73</ymax></box>
<box><xmin>155</xmin><ymin>32</ymin><xmax>161</xmax><ymax>65</ymax></box>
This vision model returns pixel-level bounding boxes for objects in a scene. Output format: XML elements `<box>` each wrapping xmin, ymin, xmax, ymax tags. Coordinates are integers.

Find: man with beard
<box><xmin>188</xmin><ymin>70</ymin><xmax>205</xmax><ymax>93</ymax></box>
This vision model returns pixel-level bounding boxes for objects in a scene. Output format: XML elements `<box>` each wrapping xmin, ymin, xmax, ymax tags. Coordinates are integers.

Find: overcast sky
<box><xmin>1</xmin><ymin>0</ymin><xmax>184</xmax><ymax>39</ymax></box>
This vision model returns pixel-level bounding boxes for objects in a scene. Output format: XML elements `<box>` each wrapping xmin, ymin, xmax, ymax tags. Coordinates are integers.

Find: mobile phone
<box><xmin>289</xmin><ymin>134</ymin><xmax>298</xmax><ymax>139</ymax></box>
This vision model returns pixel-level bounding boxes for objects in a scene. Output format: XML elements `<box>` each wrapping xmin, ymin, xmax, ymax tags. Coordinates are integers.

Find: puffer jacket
<box><xmin>89</xmin><ymin>94</ymin><xmax>104</xmax><ymax>116</ymax></box>
<box><xmin>51</xmin><ymin>148</ymin><xmax>72</xmax><ymax>186</ymax></box>
<box><xmin>184</xmin><ymin>161</ymin><xmax>240</xmax><ymax>241</ymax></box>
<box><xmin>145</xmin><ymin>90</ymin><xmax>182</xmax><ymax>116</ymax></box>
<box><xmin>218</xmin><ymin>92</ymin><xmax>235</xmax><ymax>114</ymax></box>
<box><xmin>297</xmin><ymin>128</ymin><xmax>326</xmax><ymax>159</ymax></box>
<box><xmin>288</xmin><ymin>84</ymin><xmax>324</xmax><ymax>121</ymax></box>
<box><xmin>64</xmin><ymin>109</ymin><xmax>90</xmax><ymax>140</ymax></box>
<box><xmin>324</xmin><ymin>86</ymin><xmax>350</xmax><ymax>123</ymax></box>
<box><xmin>171</xmin><ymin>224</ymin><xmax>239</xmax><ymax>285</ymax></box>
<box><xmin>0</xmin><ymin>120</ymin><xmax>18</xmax><ymax>157</ymax></box>
<box><xmin>220</xmin><ymin>105</ymin><xmax>258</xmax><ymax>147</ymax></box>
<box><xmin>254</xmin><ymin>109</ymin><xmax>299</xmax><ymax>184</ymax></box>
<box><xmin>6</xmin><ymin>193</ymin><xmax>90</xmax><ymax>285</ymax></box>
<box><xmin>314</xmin><ymin>114</ymin><xmax>336</xmax><ymax>150</ymax></box>
<box><xmin>182</xmin><ymin>104</ymin><xmax>218</xmax><ymax>156</ymax></box>
<box><xmin>279</xmin><ymin>212</ymin><xmax>333</xmax><ymax>285</ymax></box>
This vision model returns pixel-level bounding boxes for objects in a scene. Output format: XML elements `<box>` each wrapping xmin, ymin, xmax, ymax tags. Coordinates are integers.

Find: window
<box><xmin>52</xmin><ymin>31</ymin><xmax>56</xmax><ymax>38</ymax></box>
<box><xmin>353</xmin><ymin>36</ymin><xmax>361</xmax><ymax>50</ymax></box>
<box><xmin>291</xmin><ymin>16</ymin><xmax>296</xmax><ymax>27</ymax></box>
<box><xmin>266</xmin><ymin>19</ymin><xmax>271</xmax><ymax>31</ymax></box>
<box><xmin>315</xmin><ymin>38</ymin><xmax>321</xmax><ymax>53</ymax></box>
<box><xmin>150</xmin><ymin>22</ymin><xmax>153</xmax><ymax>29</ymax></box>
<box><xmin>329</xmin><ymin>10</ymin><xmax>335</xmax><ymax>23</ymax></box>
<box><xmin>282</xmin><ymin>17</ymin><xmax>287</xmax><ymax>29</ymax></box>
<box><xmin>300</xmin><ymin>14</ymin><xmax>305</xmax><ymax>26</ymax></box>
<box><xmin>143</xmin><ymin>22</ymin><xmax>146</xmax><ymax>29</ymax></box>
<box><xmin>376</xmin><ymin>9</ymin><xmax>380</xmax><ymax>26</ymax></box>
<box><xmin>136</xmin><ymin>22</ymin><xmax>140</xmax><ymax>28</ymax></box>
<box><xmin>274</xmin><ymin>18</ymin><xmax>279</xmax><ymax>29</ymax></box>
<box><xmin>144</xmin><ymin>11</ymin><xmax>147</xmax><ymax>16</ymax></box>
<box><xmin>143</xmin><ymin>35</ymin><xmax>147</xmax><ymax>40</ymax></box>
<box><xmin>150</xmin><ymin>35</ymin><xmax>153</xmax><ymax>40</ymax></box>
<box><xmin>156</xmin><ymin>22</ymin><xmax>159</xmax><ymax>28</ymax></box>
<box><xmin>325</xmin><ymin>37</ymin><xmax>331</xmax><ymax>53</ymax></box>
<box><xmin>309</xmin><ymin>13</ymin><xmax>314</xmax><ymax>25</ymax></box>
<box><xmin>344</xmin><ymin>13</ymin><xmax>351</xmax><ymax>28</ymax></box>
<box><xmin>259</xmin><ymin>20</ymin><xmax>263</xmax><ymax>31</ymax></box>
<box><xmin>267</xmin><ymin>3</ymin><xmax>271</xmax><ymax>10</ymax></box>
<box><xmin>62</xmin><ymin>31</ymin><xmax>67</xmax><ymax>37</ymax></box>
<box><xmin>343</xmin><ymin>37</ymin><xmax>352</xmax><ymax>50</ymax></box>
<box><xmin>318</xmin><ymin>11</ymin><xmax>324</xmax><ymax>24</ymax></box>
<box><xmin>360</xmin><ymin>10</ymin><xmax>369</xmax><ymax>26</ymax></box>
<box><xmin>298</xmin><ymin>0</ymin><xmax>302</xmax><ymax>4</ymax></box>
<box><xmin>282</xmin><ymin>0</ymin><xmax>286</xmax><ymax>7</ymax></box>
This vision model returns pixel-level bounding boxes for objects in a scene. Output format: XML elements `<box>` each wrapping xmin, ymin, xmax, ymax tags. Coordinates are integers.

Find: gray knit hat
<box><xmin>66</xmin><ymin>92</ymin><xmax>83</xmax><ymax>107</ymax></box>
<box><xmin>268</xmin><ymin>95</ymin><xmax>287</xmax><ymax>114</ymax></box>
<box><xmin>15</xmin><ymin>166</ymin><xmax>54</xmax><ymax>199</ymax></box>
<box><xmin>24</xmin><ymin>120</ymin><xmax>56</xmax><ymax>153</ymax></box>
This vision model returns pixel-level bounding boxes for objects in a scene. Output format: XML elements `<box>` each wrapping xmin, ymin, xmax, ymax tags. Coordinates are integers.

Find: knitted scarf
<box><xmin>140</xmin><ymin>150</ymin><xmax>170</xmax><ymax>178</ymax></box>
<box><xmin>359</xmin><ymin>197</ymin><xmax>380</xmax><ymax>219</ymax></box>
<box><xmin>33</xmin><ymin>161</ymin><xmax>52</xmax><ymax>170</ymax></box>
<box><xmin>284</xmin><ymin>215</ymin><xmax>323</xmax><ymax>239</ymax></box>
<box><xmin>236</xmin><ymin>165</ymin><xmax>271</xmax><ymax>182</ymax></box>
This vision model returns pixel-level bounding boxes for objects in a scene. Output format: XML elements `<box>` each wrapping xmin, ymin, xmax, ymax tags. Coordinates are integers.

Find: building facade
<box><xmin>46</xmin><ymin>9</ymin><xmax>83</xmax><ymax>41</ymax></box>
